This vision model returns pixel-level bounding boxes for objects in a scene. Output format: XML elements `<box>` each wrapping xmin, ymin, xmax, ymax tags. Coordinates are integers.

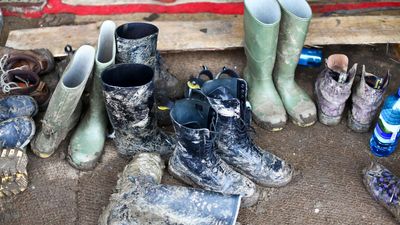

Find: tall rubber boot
<box><xmin>348</xmin><ymin>66</ymin><xmax>390</xmax><ymax>132</ymax></box>
<box><xmin>198</xmin><ymin>68</ymin><xmax>293</xmax><ymax>187</ymax></box>
<box><xmin>31</xmin><ymin>45</ymin><xmax>95</xmax><ymax>158</ymax></box>
<box><xmin>68</xmin><ymin>21</ymin><xmax>116</xmax><ymax>170</ymax></box>
<box><xmin>101</xmin><ymin>63</ymin><xmax>175</xmax><ymax>156</ymax></box>
<box><xmin>99</xmin><ymin>153</ymin><xmax>241</xmax><ymax>225</ymax></box>
<box><xmin>243</xmin><ymin>0</ymin><xmax>286</xmax><ymax>131</ymax></box>
<box><xmin>115</xmin><ymin>22</ymin><xmax>181</xmax><ymax>99</ymax></box>
<box><xmin>272</xmin><ymin>0</ymin><xmax>317</xmax><ymax>127</ymax></box>
<box><xmin>168</xmin><ymin>98</ymin><xmax>259</xmax><ymax>207</ymax></box>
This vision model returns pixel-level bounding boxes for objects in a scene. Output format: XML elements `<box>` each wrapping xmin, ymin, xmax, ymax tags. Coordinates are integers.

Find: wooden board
<box><xmin>6</xmin><ymin>15</ymin><xmax>400</xmax><ymax>57</ymax></box>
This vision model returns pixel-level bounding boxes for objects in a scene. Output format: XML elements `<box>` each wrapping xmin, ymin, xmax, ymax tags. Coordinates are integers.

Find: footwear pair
<box><xmin>0</xmin><ymin>46</ymin><xmax>54</xmax><ymax>109</ymax></box>
<box><xmin>0</xmin><ymin>95</ymin><xmax>37</xmax><ymax>197</ymax></box>
<box><xmin>363</xmin><ymin>162</ymin><xmax>400</xmax><ymax>222</ymax></box>
<box><xmin>168</xmin><ymin>67</ymin><xmax>293</xmax><ymax>207</ymax></box>
<box><xmin>244</xmin><ymin>0</ymin><xmax>316</xmax><ymax>131</ymax></box>
<box><xmin>315</xmin><ymin>54</ymin><xmax>390</xmax><ymax>132</ymax></box>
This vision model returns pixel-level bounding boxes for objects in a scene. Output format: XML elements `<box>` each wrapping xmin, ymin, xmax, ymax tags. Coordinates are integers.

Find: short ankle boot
<box><xmin>315</xmin><ymin>54</ymin><xmax>357</xmax><ymax>126</ymax></box>
<box><xmin>101</xmin><ymin>63</ymin><xmax>175</xmax><ymax>157</ymax></box>
<box><xmin>168</xmin><ymin>98</ymin><xmax>259</xmax><ymax>207</ymax></box>
<box><xmin>31</xmin><ymin>45</ymin><xmax>95</xmax><ymax>158</ymax></box>
<box><xmin>0</xmin><ymin>95</ymin><xmax>37</xmax><ymax>121</ymax></box>
<box><xmin>196</xmin><ymin>67</ymin><xmax>293</xmax><ymax>187</ymax></box>
<box><xmin>348</xmin><ymin>66</ymin><xmax>390</xmax><ymax>132</ymax></box>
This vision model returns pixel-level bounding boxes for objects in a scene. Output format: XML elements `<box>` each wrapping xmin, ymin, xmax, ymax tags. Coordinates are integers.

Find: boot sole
<box><xmin>347</xmin><ymin>113</ymin><xmax>370</xmax><ymax>133</ymax></box>
<box><xmin>66</xmin><ymin>146</ymin><xmax>101</xmax><ymax>171</ymax></box>
<box><xmin>252</xmin><ymin>114</ymin><xmax>286</xmax><ymax>132</ymax></box>
<box><xmin>317</xmin><ymin>109</ymin><xmax>341</xmax><ymax>126</ymax></box>
<box><xmin>0</xmin><ymin>149</ymin><xmax>29</xmax><ymax>197</ymax></box>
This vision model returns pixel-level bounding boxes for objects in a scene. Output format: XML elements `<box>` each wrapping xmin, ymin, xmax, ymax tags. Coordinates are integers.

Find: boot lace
<box><xmin>235</xmin><ymin>117</ymin><xmax>256</xmax><ymax>148</ymax></box>
<box><xmin>0</xmin><ymin>55</ymin><xmax>24</xmax><ymax>93</ymax></box>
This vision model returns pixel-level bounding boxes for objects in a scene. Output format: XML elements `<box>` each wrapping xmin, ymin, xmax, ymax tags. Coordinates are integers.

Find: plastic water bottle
<box><xmin>370</xmin><ymin>88</ymin><xmax>400</xmax><ymax>157</ymax></box>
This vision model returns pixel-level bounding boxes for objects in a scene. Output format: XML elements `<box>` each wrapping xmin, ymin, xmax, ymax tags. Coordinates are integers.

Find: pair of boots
<box><xmin>0</xmin><ymin>46</ymin><xmax>53</xmax><ymax>110</ymax></box>
<box><xmin>0</xmin><ymin>95</ymin><xmax>38</xmax><ymax>197</ymax></box>
<box><xmin>315</xmin><ymin>54</ymin><xmax>390</xmax><ymax>132</ymax></box>
<box><xmin>244</xmin><ymin>0</ymin><xmax>316</xmax><ymax>131</ymax></box>
<box><xmin>168</xmin><ymin>67</ymin><xmax>293</xmax><ymax>207</ymax></box>
<box><xmin>99</xmin><ymin>153</ymin><xmax>241</xmax><ymax>225</ymax></box>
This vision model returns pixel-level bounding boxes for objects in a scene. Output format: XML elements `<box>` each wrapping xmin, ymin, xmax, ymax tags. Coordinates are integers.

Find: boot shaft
<box><xmin>115</xmin><ymin>22</ymin><xmax>158</xmax><ymax>68</ymax></box>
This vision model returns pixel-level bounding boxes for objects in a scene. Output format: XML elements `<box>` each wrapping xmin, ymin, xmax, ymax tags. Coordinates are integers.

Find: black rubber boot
<box><xmin>101</xmin><ymin>63</ymin><xmax>175</xmax><ymax>157</ymax></box>
<box><xmin>168</xmin><ymin>98</ymin><xmax>259</xmax><ymax>207</ymax></box>
<box><xmin>195</xmin><ymin>67</ymin><xmax>293</xmax><ymax>187</ymax></box>
<box><xmin>99</xmin><ymin>153</ymin><xmax>241</xmax><ymax>225</ymax></box>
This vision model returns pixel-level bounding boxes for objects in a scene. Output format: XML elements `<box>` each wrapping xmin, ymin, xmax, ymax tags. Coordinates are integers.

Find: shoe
<box><xmin>0</xmin><ymin>116</ymin><xmax>35</xmax><ymax>149</ymax></box>
<box><xmin>0</xmin><ymin>95</ymin><xmax>37</xmax><ymax>121</ymax></box>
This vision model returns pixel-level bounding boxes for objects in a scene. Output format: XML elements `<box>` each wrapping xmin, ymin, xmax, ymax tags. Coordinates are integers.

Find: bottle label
<box><xmin>374</xmin><ymin>115</ymin><xmax>400</xmax><ymax>144</ymax></box>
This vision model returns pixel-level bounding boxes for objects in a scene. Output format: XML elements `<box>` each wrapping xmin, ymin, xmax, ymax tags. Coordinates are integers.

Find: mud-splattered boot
<box><xmin>99</xmin><ymin>152</ymin><xmax>241</xmax><ymax>225</ymax></box>
<box><xmin>363</xmin><ymin>162</ymin><xmax>400</xmax><ymax>222</ymax></box>
<box><xmin>168</xmin><ymin>98</ymin><xmax>259</xmax><ymax>207</ymax></box>
<box><xmin>198</xmin><ymin>68</ymin><xmax>293</xmax><ymax>187</ymax></box>
<box><xmin>0</xmin><ymin>117</ymin><xmax>35</xmax><ymax>149</ymax></box>
<box><xmin>0</xmin><ymin>148</ymin><xmax>28</xmax><ymax>197</ymax></box>
<box><xmin>115</xmin><ymin>22</ymin><xmax>181</xmax><ymax>99</ymax></box>
<box><xmin>31</xmin><ymin>45</ymin><xmax>95</xmax><ymax>158</ymax></box>
<box><xmin>273</xmin><ymin>0</ymin><xmax>317</xmax><ymax>127</ymax></box>
<box><xmin>348</xmin><ymin>66</ymin><xmax>390</xmax><ymax>132</ymax></box>
<box><xmin>315</xmin><ymin>54</ymin><xmax>357</xmax><ymax>126</ymax></box>
<box><xmin>101</xmin><ymin>63</ymin><xmax>175</xmax><ymax>157</ymax></box>
<box><xmin>0</xmin><ymin>95</ymin><xmax>37</xmax><ymax>121</ymax></box>
<box><xmin>68</xmin><ymin>21</ymin><xmax>116</xmax><ymax>170</ymax></box>
<box><xmin>243</xmin><ymin>0</ymin><xmax>287</xmax><ymax>131</ymax></box>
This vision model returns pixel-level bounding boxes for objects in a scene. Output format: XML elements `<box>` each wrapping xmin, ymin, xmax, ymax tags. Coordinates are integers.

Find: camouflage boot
<box><xmin>363</xmin><ymin>162</ymin><xmax>400</xmax><ymax>222</ymax></box>
<box><xmin>168</xmin><ymin>98</ymin><xmax>259</xmax><ymax>207</ymax></box>
<box><xmin>273</xmin><ymin>0</ymin><xmax>317</xmax><ymax>127</ymax></box>
<box><xmin>115</xmin><ymin>22</ymin><xmax>181</xmax><ymax>100</ymax></box>
<box><xmin>99</xmin><ymin>153</ymin><xmax>241</xmax><ymax>225</ymax></box>
<box><xmin>243</xmin><ymin>0</ymin><xmax>287</xmax><ymax>131</ymax></box>
<box><xmin>0</xmin><ymin>95</ymin><xmax>37</xmax><ymax>121</ymax></box>
<box><xmin>0</xmin><ymin>148</ymin><xmax>28</xmax><ymax>197</ymax></box>
<box><xmin>315</xmin><ymin>54</ymin><xmax>357</xmax><ymax>126</ymax></box>
<box><xmin>348</xmin><ymin>66</ymin><xmax>390</xmax><ymax>132</ymax></box>
<box><xmin>196</xmin><ymin>67</ymin><xmax>293</xmax><ymax>187</ymax></box>
<box><xmin>101</xmin><ymin>63</ymin><xmax>175</xmax><ymax>157</ymax></box>
<box><xmin>31</xmin><ymin>45</ymin><xmax>95</xmax><ymax>158</ymax></box>
<box><xmin>68</xmin><ymin>21</ymin><xmax>116</xmax><ymax>170</ymax></box>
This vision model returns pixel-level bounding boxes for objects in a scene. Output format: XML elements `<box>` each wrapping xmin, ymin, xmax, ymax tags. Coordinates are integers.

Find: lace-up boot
<box><xmin>198</xmin><ymin>68</ymin><xmax>293</xmax><ymax>187</ymax></box>
<box><xmin>101</xmin><ymin>63</ymin><xmax>175</xmax><ymax>157</ymax></box>
<box><xmin>168</xmin><ymin>98</ymin><xmax>259</xmax><ymax>207</ymax></box>
<box><xmin>363</xmin><ymin>162</ymin><xmax>400</xmax><ymax>222</ymax></box>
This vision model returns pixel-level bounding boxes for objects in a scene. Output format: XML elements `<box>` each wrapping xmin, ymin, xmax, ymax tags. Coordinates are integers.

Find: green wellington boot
<box><xmin>243</xmin><ymin>0</ymin><xmax>286</xmax><ymax>131</ymax></box>
<box><xmin>67</xmin><ymin>21</ymin><xmax>116</xmax><ymax>170</ymax></box>
<box><xmin>31</xmin><ymin>45</ymin><xmax>95</xmax><ymax>158</ymax></box>
<box><xmin>273</xmin><ymin>0</ymin><xmax>317</xmax><ymax>127</ymax></box>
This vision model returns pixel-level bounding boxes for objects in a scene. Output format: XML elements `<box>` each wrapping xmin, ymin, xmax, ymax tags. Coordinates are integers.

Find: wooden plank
<box><xmin>6</xmin><ymin>15</ymin><xmax>400</xmax><ymax>57</ymax></box>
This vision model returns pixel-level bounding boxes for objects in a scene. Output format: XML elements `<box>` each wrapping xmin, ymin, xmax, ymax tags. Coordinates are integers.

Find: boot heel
<box><xmin>318</xmin><ymin>109</ymin><xmax>341</xmax><ymax>126</ymax></box>
<box><xmin>167</xmin><ymin>157</ymin><xmax>198</xmax><ymax>188</ymax></box>
<box><xmin>347</xmin><ymin>113</ymin><xmax>370</xmax><ymax>133</ymax></box>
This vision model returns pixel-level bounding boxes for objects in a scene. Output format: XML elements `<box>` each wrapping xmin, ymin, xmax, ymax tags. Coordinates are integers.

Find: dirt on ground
<box><xmin>0</xmin><ymin>14</ymin><xmax>400</xmax><ymax>225</ymax></box>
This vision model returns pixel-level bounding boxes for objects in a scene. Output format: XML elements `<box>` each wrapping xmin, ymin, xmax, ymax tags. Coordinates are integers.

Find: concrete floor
<box><xmin>0</xmin><ymin>15</ymin><xmax>400</xmax><ymax>225</ymax></box>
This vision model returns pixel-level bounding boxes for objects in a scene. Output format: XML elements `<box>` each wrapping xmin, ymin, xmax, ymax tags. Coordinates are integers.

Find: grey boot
<box><xmin>315</xmin><ymin>54</ymin><xmax>357</xmax><ymax>126</ymax></box>
<box><xmin>196</xmin><ymin>68</ymin><xmax>293</xmax><ymax>187</ymax></box>
<box><xmin>168</xmin><ymin>98</ymin><xmax>259</xmax><ymax>207</ymax></box>
<box><xmin>99</xmin><ymin>153</ymin><xmax>241</xmax><ymax>225</ymax></box>
<box><xmin>101</xmin><ymin>63</ymin><xmax>175</xmax><ymax>157</ymax></box>
<box><xmin>31</xmin><ymin>45</ymin><xmax>95</xmax><ymax>158</ymax></box>
<box><xmin>348</xmin><ymin>66</ymin><xmax>390</xmax><ymax>132</ymax></box>
<box><xmin>115</xmin><ymin>22</ymin><xmax>182</xmax><ymax>99</ymax></box>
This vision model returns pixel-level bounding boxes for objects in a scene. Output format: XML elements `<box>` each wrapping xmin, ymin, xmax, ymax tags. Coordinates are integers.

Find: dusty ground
<box><xmin>0</xmin><ymin>14</ymin><xmax>400</xmax><ymax>225</ymax></box>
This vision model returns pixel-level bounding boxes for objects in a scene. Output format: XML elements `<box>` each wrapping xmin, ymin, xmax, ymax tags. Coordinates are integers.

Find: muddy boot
<box><xmin>168</xmin><ymin>98</ymin><xmax>259</xmax><ymax>207</ymax></box>
<box><xmin>115</xmin><ymin>22</ymin><xmax>181</xmax><ymax>100</ymax></box>
<box><xmin>0</xmin><ymin>95</ymin><xmax>37</xmax><ymax>121</ymax></box>
<box><xmin>243</xmin><ymin>0</ymin><xmax>286</xmax><ymax>131</ymax></box>
<box><xmin>348</xmin><ymin>66</ymin><xmax>390</xmax><ymax>132</ymax></box>
<box><xmin>0</xmin><ymin>46</ymin><xmax>54</xmax><ymax>75</ymax></box>
<box><xmin>363</xmin><ymin>162</ymin><xmax>400</xmax><ymax>222</ymax></box>
<box><xmin>68</xmin><ymin>21</ymin><xmax>116</xmax><ymax>170</ymax></box>
<box><xmin>31</xmin><ymin>45</ymin><xmax>95</xmax><ymax>158</ymax></box>
<box><xmin>272</xmin><ymin>0</ymin><xmax>316</xmax><ymax>127</ymax></box>
<box><xmin>0</xmin><ymin>117</ymin><xmax>35</xmax><ymax>149</ymax></box>
<box><xmin>99</xmin><ymin>153</ymin><xmax>241</xmax><ymax>225</ymax></box>
<box><xmin>101</xmin><ymin>63</ymin><xmax>175</xmax><ymax>157</ymax></box>
<box><xmin>0</xmin><ymin>148</ymin><xmax>28</xmax><ymax>197</ymax></box>
<box><xmin>315</xmin><ymin>54</ymin><xmax>357</xmax><ymax>126</ymax></box>
<box><xmin>196</xmin><ymin>68</ymin><xmax>293</xmax><ymax>187</ymax></box>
